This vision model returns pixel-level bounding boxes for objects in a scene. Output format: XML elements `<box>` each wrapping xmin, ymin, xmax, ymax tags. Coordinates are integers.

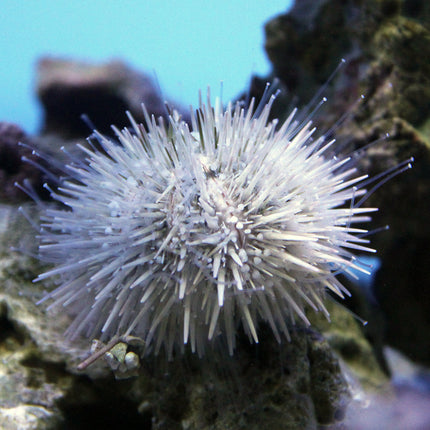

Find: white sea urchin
<box><xmin>32</xmin><ymin>89</ymin><xmax>397</xmax><ymax>357</ymax></box>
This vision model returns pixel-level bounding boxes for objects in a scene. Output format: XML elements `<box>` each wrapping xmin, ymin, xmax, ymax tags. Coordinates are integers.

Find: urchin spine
<box><xmin>24</xmin><ymin>90</ymin><xmax>411</xmax><ymax>357</ymax></box>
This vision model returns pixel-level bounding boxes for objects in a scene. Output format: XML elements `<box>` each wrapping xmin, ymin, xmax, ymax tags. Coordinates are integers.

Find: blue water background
<box><xmin>0</xmin><ymin>0</ymin><xmax>292</xmax><ymax>133</ymax></box>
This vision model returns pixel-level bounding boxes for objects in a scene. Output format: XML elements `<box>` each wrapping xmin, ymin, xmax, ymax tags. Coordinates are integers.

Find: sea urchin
<box><xmin>31</xmin><ymin>89</ymin><xmax>398</xmax><ymax>358</ymax></box>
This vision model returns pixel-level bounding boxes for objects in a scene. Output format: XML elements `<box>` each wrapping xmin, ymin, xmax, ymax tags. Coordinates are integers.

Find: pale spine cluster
<box><xmin>36</xmin><ymin>91</ymin><xmax>377</xmax><ymax>357</ymax></box>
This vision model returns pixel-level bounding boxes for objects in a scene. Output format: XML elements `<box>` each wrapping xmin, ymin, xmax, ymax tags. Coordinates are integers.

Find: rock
<box><xmin>263</xmin><ymin>0</ymin><xmax>430</xmax><ymax>367</ymax></box>
<box><xmin>0</xmin><ymin>123</ymin><xmax>49</xmax><ymax>202</ymax></box>
<box><xmin>134</xmin><ymin>327</ymin><xmax>353</xmax><ymax>430</ymax></box>
<box><xmin>36</xmin><ymin>57</ymin><xmax>185</xmax><ymax>139</ymax></box>
<box><xmin>0</xmin><ymin>204</ymin><xmax>151</xmax><ymax>429</ymax></box>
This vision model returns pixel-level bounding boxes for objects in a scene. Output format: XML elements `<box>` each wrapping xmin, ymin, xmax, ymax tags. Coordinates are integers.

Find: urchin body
<box><xmin>36</xmin><ymin>92</ymin><xmax>377</xmax><ymax>357</ymax></box>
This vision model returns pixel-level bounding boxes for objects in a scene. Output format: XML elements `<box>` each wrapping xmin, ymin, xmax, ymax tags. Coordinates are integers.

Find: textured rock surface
<box><xmin>263</xmin><ymin>0</ymin><xmax>430</xmax><ymax>367</ymax></box>
<box><xmin>0</xmin><ymin>205</ymin><xmax>151</xmax><ymax>429</ymax></box>
<box><xmin>130</xmin><ymin>329</ymin><xmax>351</xmax><ymax>430</ymax></box>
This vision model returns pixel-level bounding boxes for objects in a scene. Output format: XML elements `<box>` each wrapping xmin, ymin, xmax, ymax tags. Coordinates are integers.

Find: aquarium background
<box><xmin>0</xmin><ymin>0</ymin><xmax>292</xmax><ymax>134</ymax></box>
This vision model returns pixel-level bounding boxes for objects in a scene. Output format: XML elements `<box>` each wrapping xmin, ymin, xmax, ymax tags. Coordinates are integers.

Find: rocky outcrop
<box><xmin>262</xmin><ymin>0</ymin><xmax>430</xmax><ymax>368</ymax></box>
